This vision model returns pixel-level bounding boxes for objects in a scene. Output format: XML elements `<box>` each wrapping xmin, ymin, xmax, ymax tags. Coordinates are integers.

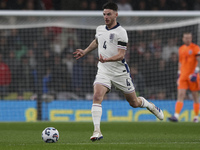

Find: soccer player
<box><xmin>168</xmin><ymin>32</ymin><xmax>200</xmax><ymax>123</ymax></box>
<box><xmin>73</xmin><ymin>2</ymin><xmax>164</xmax><ymax>141</ymax></box>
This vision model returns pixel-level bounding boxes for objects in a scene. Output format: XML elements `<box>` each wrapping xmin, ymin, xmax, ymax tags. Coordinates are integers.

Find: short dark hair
<box><xmin>102</xmin><ymin>2</ymin><xmax>118</xmax><ymax>11</ymax></box>
<box><xmin>183</xmin><ymin>32</ymin><xmax>192</xmax><ymax>36</ymax></box>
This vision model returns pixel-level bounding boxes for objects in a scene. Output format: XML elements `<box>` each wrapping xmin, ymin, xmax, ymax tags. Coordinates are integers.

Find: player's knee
<box><xmin>178</xmin><ymin>90</ymin><xmax>186</xmax><ymax>100</ymax></box>
<box><xmin>93</xmin><ymin>93</ymin><xmax>103</xmax><ymax>103</ymax></box>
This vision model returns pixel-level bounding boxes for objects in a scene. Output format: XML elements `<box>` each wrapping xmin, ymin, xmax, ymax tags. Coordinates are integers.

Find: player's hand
<box><xmin>189</xmin><ymin>67</ymin><xmax>199</xmax><ymax>82</ymax></box>
<box><xmin>177</xmin><ymin>70</ymin><xmax>181</xmax><ymax>85</ymax></box>
<box><xmin>73</xmin><ymin>49</ymin><xmax>85</xmax><ymax>59</ymax></box>
<box><xmin>177</xmin><ymin>70</ymin><xmax>180</xmax><ymax>79</ymax></box>
<box><xmin>189</xmin><ymin>73</ymin><xmax>198</xmax><ymax>82</ymax></box>
<box><xmin>99</xmin><ymin>54</ymin><xmax>108</xmax><ymax>63</ymax></box>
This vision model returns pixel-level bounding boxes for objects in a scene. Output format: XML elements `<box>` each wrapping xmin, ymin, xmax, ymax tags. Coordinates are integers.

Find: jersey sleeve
<box><xmin>195</xmin><ymin>45</ymin><xmax>200</xmax><ymax>56</ymax></box>
<box><xmin>117</xmin><ymin>29</ymin><xmax>128</xmax><ymax>50</ymax></box>
<box><xmin>95</xmin><ymin>26</ymin><xmax>99</xmax><ymax>40</ymax></box>
<box><xmin>178</xmin><ymin>47</ymin><xmax>182</xmax><ymax>63</ymax></box>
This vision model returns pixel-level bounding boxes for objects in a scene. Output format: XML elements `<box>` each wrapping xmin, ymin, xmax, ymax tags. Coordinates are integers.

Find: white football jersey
<box><xmin>95</xmin><ymin>22</ymin><xmax>129</xmax><ymax>75</ymax></box>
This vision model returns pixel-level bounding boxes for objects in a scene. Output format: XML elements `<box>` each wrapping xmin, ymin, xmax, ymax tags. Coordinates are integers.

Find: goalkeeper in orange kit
<box><xmin>168</xmin><ymin>32</ymin><xmax>200</xmax><ymax>122</ymax></box>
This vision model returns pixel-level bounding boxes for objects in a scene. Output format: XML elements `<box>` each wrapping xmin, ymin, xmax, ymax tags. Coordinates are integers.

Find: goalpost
<box><xmin>0</xmin><ymin>11</ymin><xmax>199</xmax><ymax>121</ymax></box>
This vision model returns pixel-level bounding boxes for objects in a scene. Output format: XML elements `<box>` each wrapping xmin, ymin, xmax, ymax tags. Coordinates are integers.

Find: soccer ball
<box><xmin>42</xmin><ymin>127</ymin><xmax>59</xmax><ymax>143</ymax></box>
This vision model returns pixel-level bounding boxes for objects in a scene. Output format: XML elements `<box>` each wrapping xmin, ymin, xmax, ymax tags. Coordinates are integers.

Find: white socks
<box><xmin>91</xmin><ymin>97</ymin><xmax>152</xmax><ymax>131</ymax></box>
<box><xmin>174</xmin><ymin>113</ymin><xmax>179</xmax><ymax>119</ymax></box>
<box><xmin>139</xmin><ymin>96</ymin><xmax>153</xmax><ymax>110</ymax></box>
<box><xmin>91</xmin><ymin>104</ymin><xmax>102</xmax><ymax>131</ymax></box>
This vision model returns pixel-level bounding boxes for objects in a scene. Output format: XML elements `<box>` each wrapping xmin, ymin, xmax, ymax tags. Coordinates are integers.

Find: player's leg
<box><xmin>191</xmin><ymin>91</ymin><xmax>199</xmax><ymax>122</ymax></box>
<box><xmin>112</xmin><ymin>73</ymin><xmax>164</xmax><ymax>120</ymax></box>
<box><xmin>189</xmin><ymin>77</ymin><xmax>200</xmax><ymax>122</ymax></box>
<box><xmin>168</xmin><ymin>89</ymin><xmax>186</xmax><ymax>122</ymax></box>
<box><xmin>124</xmin><ymin>92</ymin><xmax>164</xmax><ymax>120</ymax></box>
<box><xmin>90</xmin><ymin>84</ymin><xmax>108</xmax><ymax>141</ymax></box>
<box><xmin>169</xmin><ymin>78</ymin><xmax>188</xmax><ymax>122</ymax></box>
<box><xmin>124</xmin><ymin>91</ymin><xmax>142</xmax><ymax>107</ymax></box>
<box><xmin>175</xmin><ymin>89</ymin><xmax>186</xmax><ymax>117</ymax></box>
<box><xmin>91</xmin><ymin>72</ymin><xmax>111</xmax><ymax>141</ymax></box>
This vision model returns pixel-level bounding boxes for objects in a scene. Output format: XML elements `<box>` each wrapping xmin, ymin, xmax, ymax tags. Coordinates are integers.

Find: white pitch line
<box><xmin>57</xmin><ymin>142</ymin><xmax>200</xmax><ymax>145</ymax></box>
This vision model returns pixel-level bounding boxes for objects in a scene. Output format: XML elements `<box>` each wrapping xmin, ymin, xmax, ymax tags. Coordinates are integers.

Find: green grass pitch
<box><xmin>1</xmin><ymin>122</ymin><xmax>200</xmax><ymax>150</ymax></box>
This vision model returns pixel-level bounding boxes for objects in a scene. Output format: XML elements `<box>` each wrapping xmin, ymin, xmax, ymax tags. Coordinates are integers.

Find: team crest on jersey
<box><xmin>109</xmin><ymin>33</ymin><xmax>115</xmax><ymax>43</ymax></box>
<box><xmin>188</xmin><ymin>50</ymin><xmax>192</xmax><ymax>55</ymax></box>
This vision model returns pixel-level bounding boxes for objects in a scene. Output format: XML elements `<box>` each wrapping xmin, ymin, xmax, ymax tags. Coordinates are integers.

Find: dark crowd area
<box><xmin>1</xmin><ymin>0</ymin><xmax>200</xmax><ymax>11</ymax></box>
<box><xmin>0</xmin><ymin>24</ymin><xmax>197</xmax><ymax>100</ymax></box>
<box><xmin>0</xmin><ymin>0</ymin><xmax>199</xmax><ymax>100</ymax></box>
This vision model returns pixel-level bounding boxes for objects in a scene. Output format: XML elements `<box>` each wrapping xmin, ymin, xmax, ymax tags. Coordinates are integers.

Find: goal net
<box><xmin>0</xmin><ymin>11</ymin><xmax>199</xmax><ymax>121</ymax></box>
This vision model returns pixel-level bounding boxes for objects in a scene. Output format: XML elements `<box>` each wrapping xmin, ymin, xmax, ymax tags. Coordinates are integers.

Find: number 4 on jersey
<box><xmin>103</xmin><ymin>41</ymin><xmax>107</xmax><ymax>49</ymax></box>
<box><xmin>126</xmin><ymin>79</ymin><xmax>131</xmax><ymax>86</ymax></box>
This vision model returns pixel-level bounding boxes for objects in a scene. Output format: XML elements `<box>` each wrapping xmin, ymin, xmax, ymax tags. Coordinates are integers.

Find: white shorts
<box><xmin>93</xmin><ymin>72</ymin><xmax>135</xmax><ymax>94</ymax></box>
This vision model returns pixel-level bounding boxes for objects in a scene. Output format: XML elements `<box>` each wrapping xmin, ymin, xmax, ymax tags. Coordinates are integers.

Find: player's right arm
<box><xmin>178</xmin><ymin>63</ymin><xmax>181</xmax><ymax>76</ymax></box>
<box><xmin>73</xmin><ymin>39</ymin><xmax>98</xmax><ymax>60</ymax></box>
<box><xmin>178</xmin><ymin>47</ymin><xmax>182</xmax><ymax>76</ymax></box>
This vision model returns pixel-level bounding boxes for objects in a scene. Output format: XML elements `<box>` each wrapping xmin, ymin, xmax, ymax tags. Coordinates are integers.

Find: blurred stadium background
<box><xmin>0</xmin><ymin>0</ymin><xmax>200</xmax><ymax>122</ymax></box>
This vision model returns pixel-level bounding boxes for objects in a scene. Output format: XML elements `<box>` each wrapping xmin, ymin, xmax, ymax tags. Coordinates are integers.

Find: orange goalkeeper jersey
<box><xmin>179</xmin><ymin>43</ymin><xmax>200</xmax><ymax>79</ymax></box>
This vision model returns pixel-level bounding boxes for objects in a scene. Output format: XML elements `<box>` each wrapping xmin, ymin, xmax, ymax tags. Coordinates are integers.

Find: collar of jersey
<box><xmin>105</xmin><ymin>22</ymin><xmax>120</xmax><ymax>30</ymax></box>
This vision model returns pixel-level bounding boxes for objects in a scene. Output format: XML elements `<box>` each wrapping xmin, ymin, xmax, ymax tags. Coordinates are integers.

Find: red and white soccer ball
<box><xmin>42</xmin><ymin>127</ymin><xmax>59</xmax><ymax>143</ymax></box>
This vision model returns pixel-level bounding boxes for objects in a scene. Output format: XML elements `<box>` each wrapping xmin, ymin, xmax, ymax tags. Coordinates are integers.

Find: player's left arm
<box><xmin>189</xmin><ymin>49</ymin><xmax>200</xmax><ymax>82</ymax></box>
<box><xmin>196</xmin><ymin>55</ymin><xmax>200</xmax><ymax>69</ymax></box>
<box><xmin>99</xmin><ymin>48</ymin><xmax>125</xmax><ymax>63</ymax></box>
<box><xmin>195</xmin><ymin>47</ymin><xmax>200</xmax><ymax>69</ymax></box>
